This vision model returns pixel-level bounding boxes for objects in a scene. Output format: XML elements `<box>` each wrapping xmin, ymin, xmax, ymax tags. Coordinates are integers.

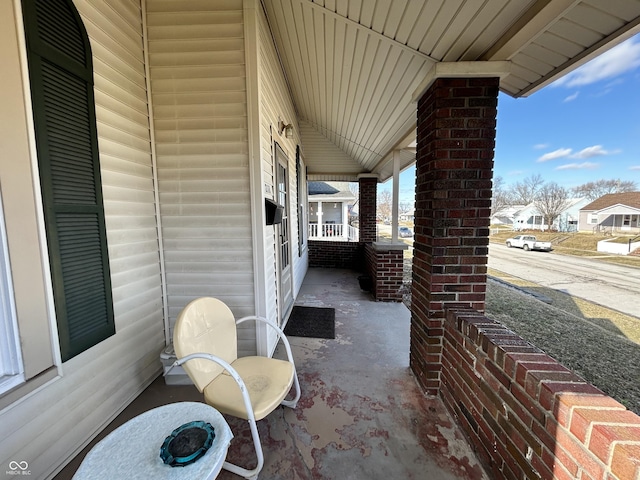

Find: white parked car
<box><xmin>505</xmin><ymin>235</ymin><xmax>552</xmax><ymax>252</ymax></box>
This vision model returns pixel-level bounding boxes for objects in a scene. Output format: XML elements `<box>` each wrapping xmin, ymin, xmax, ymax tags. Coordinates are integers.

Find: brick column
<box><xmin>364</xmin><ymin>243</ymin><xmax>405</xmax><ymax>302</ymax></box>
<box><xmin>410</xmin><ymin>77</ymin><xmax>498</xmax><ymax>394</ymax></box>
<box><xmin>358</xmin><ymin>175</ymin><xmax>377</xmax><ymax>244</ymax></box>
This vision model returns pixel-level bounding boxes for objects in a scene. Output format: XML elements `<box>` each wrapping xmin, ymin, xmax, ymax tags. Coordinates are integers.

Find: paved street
<box><xmin>488</xmin><ymin>243</ymin><xmax>640</xmax><ymax>319</ymax></box>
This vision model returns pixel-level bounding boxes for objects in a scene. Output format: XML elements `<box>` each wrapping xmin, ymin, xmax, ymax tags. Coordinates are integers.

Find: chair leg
<box><xmin>223</xmin><ymin>372</ymin><xmax>299</xmax><ymax>479</ymax></box>
<box><xmin>281</xmin><ymin>369</ymin><xmax>301</xmax><ymax>409</ymax></box>
<box><xmin>222</xmin><ymin>416</ymin><xmax>264</xmax><ymax>480</ymax></box>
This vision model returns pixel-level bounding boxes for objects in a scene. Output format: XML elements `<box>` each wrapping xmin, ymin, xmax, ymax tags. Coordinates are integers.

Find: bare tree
<box><xmin>377</xmin><ymin>190</ymin><xmax>392</xmax><ymax>221</ymax></box>
<box><xmin>348</xmin><ymin>182</ymin><xmax>360</xmax><ymax>226</ymax></box>
<box><xmin>571</xmin><ymin>179</ymin><xmax>638</xmax><ymax>200</ymax></box>
<box><xmin>534</xmin><ymin>182</ymin><xmax>571</xmax><ymax>231</ymax></box>
<box><xmin>399</xmin><ymin>201</ymin><xmax>413</xmax><ymax>214</ymax></box>
<box><xmin>491</xmin><ymin>176</ymin><xmax>514</xmax><ymax>216</ymax></box>
<box><xmin>348</xmin><ymin>182</ymin><xmax>359</xmax><ymax>206</ymax></box>
<box><xmin>510</xmin><ymin>173</ymin><xmax>544</xmax><ymax>205</ymax></box>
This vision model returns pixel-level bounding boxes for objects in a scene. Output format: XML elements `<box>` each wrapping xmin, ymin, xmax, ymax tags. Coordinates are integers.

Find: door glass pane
<box><xmin>278</xmin><ymin>163</ymin><xmax>289</xmax><ymax>268</ymax></box>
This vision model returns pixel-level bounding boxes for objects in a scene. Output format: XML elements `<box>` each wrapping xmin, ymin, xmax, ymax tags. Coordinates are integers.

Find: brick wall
<box><xmin>308</xmin><ymin>240</ymin><xmax>364</xmax><ymax>269</ymax></box>
<box><xmin>442</xmin><ymin>308</ymin><xmax>640</xmax><ymax>480</ymax></box>
<box><xmin>410</xmin><ymin>77</ymin><xmax>498</xmax><ymax>395</ymax></box>
<box><xmin>364</xmin><ymin>243</ymin><xmax>404</xmax><ymax>302</ymax></box>
<box><xmin>359</xmin><ymin>176</ymin><xmax>377</xmax><ymax>244</ymax></box>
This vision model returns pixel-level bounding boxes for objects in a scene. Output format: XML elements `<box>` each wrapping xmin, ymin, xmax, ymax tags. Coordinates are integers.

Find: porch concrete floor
<box><xmin>56</xmin><ymin>268</ymin><xmax>489</xmax><ymax>480</ymax></box>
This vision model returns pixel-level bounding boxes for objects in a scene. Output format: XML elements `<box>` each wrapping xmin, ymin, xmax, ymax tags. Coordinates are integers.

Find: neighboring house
<box><xmin>513</xmin><ymin>204</ymin><xmax>544</xmax><ymax>231</ymax></box>
<box><xmin>513</xmin><ymin>198</ymin><xmax>588</xmax><ymax>232</ymax></box>
<box><xmin>1</xmin><ymin>1</ymin><xmax>638</xmax><ymax>478</ymax></box>
<box><xmin>491</xmin><ymin>205</ymin><xmax>525</xmax><ymax>226</ymax></box>
<box><xmin>400</xmin><ymin>208</ymin><xmax>415</xmax><ymax>222</ymax></box>
<box><xmin>556</xmin><ymin>198</ymin><xmax>591</xmax><ymax>232</ymax></box>
<box><xmin>579</xmin><ymin>192</ymin><xmax>640</xmax><ymax>234</ymax></box>
<box><xmin>308</xmin><ymin>182</ymin><xmax>357</xmax><ymax>240</ymax></box>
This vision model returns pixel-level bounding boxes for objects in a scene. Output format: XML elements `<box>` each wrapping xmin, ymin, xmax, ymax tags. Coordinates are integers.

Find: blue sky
<box><xmin>389</xmin><ymin>34</ymin><xmax>640</xmax><ymax>205</ymax></box>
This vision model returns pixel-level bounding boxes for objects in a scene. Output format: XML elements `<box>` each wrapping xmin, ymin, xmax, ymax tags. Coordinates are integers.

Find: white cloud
<box><xmin>604</xmin><ymin>78</ymin><xmax>624</xmax><ymax>89</ymax></box>
<box><xmin>630</xmin><ymin>165</ymin><xmax>640</xmax><ymax>171</ymax></box>
<box><xmin>553</xmin><ymin>37</ymin><xmax>640</xmax><ymax>88</ymax></box>
<box><xmin>533</xmin><ymin>143</ymin><xmax>549</xmax><ymax>150</ymax></box>
<box><xmin>570</xmin><ymin>145</ymin><xmax>610</xmax><ymax>159</ymax></box>
<box><xmin>563</xmin><ymin>91</ymin><xmax>579</xmax><ymax>102</ymax></box>
<box><xmin>555</xmin><ymin>162</ymin><xmax>599</xmax><ymax>170</ymax></box>
<box><xmin>537</xmin><ymin>145</ymin><xmax>618</xmax><ymax>163</ymax></box>
<box><xmin>537</xmin><ymin>148</ymin><xmax>572</xmax><ymax>162</ymax></box>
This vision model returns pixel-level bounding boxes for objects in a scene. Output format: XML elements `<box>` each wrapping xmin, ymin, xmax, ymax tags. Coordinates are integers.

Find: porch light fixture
<box><xmin>278</xmin><ymin>120</ymin><xmax>294</xmax><ymax>138</ymax></box>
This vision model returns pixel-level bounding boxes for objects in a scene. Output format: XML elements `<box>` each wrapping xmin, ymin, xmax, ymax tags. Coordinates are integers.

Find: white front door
<box><xmin>276</xmin><ymin>145</ymin><xmax>293</xmax><ymax>324</ymax></box>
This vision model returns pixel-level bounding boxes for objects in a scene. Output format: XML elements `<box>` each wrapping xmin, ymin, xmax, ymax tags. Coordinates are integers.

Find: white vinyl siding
<box><xmin>298</xmin><ymin>120</ymin><xmax>364</xmax><ymax>177</ymax></box>
<box><xmin>146</xmin><ymin>0</ymin><xmax>256</xmax><ymax>355</ymax></box>
<box><xmin>0</xmin><ymin>1</ymin><xmax>165</xmax><ymax>478</ymax></box>
<box><xmin>256</xmin><ymin>5</ymin><xmax>307</xmax><ymax>352</ymax></box>
<box><xmin>80</xmin><ymin>0</ymin><xmax>164</xmax><ymax>367</ymax></box>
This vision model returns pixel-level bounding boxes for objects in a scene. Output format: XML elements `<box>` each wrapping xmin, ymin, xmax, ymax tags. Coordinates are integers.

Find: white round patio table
<box><xmin>73</xmin><ymin>402</ymin><xmax>233</xmax><ymax>480</ymax></box>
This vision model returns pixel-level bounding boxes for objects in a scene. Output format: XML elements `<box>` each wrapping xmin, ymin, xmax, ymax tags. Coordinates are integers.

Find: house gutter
<box><xmin>141</xmin><ymin>0</ymin><xmax>170</xmax><ymax>344</ymax></box>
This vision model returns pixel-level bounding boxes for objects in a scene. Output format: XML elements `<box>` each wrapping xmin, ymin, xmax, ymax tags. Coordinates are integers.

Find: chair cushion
<box><xmin>203</xmin><ymin>356</ymin><xmax>295</xmax><ymax>421</ymax></box>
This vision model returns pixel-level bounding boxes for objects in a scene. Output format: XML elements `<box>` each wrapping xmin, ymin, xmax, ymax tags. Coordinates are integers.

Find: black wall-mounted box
<box><xmin>265</xmin><ymin>198</ymin><xmax>283</xmax><ymax>225</ymax></box>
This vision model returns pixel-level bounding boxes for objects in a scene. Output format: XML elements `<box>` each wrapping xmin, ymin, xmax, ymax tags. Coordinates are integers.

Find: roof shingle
<box><xmin>581</xmin><ymin>192</ymin><xmax>640</xmax><ymax>211</ymax></box>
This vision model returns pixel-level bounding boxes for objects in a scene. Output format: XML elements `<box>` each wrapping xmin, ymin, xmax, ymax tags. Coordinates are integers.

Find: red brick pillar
<box><xmin>358</xmin><ymin>175</ymin><xmax>377</xmax><ymax>244</ymax></box>
<box><xmin>364</xmin><ymin>243</ymin><xmax>405</xmax><ymax>302</ymax></box>
<box><xmin>410</xmin><ymin>77</ymin><xmax>498</xmax><ymax>394</ymax></box>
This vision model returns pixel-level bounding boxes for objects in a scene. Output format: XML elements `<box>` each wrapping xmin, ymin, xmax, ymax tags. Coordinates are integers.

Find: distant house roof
<box><xmin>514</xmin><ymin>198</ymin><xmax>586</xmax><ymax>218</ymax></box>
<box><xmin>308</xmin><ymin>181</ymin><xmax>355</xmax><ymax>202</ymax></box>
<box><xmin>581</xmin><ymin>192</ymin><xmax>640</xmax><ymax>211</ymax></box>
<box><xmin>308</xmin><ymin>181</ymin><xmax>340</xmax><ymax>195</ymax></box>
<box><xmin>493</xmin><ymin>205</ymin><xmax>526</xmax><ymax>218</ymax></box>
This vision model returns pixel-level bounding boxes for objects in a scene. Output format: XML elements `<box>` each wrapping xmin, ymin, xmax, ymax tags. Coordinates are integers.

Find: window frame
<box><xmin>0</xmin><ymin>187</ymin><xmax>26</xmax><ymax>395</ymax></box>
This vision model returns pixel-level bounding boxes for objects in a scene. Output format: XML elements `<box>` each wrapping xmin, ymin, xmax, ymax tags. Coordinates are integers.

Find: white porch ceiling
<box><xmin>263</xmin><ymin>0</ymin><xmax>640</xmax><ymax>182</ymax></box>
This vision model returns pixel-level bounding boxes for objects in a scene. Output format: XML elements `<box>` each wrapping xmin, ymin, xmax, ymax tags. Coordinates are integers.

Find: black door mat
<box><xmin>283</xmin><ymin>306</ymin><xmax>335</xmax><ymax>339</ymax></box>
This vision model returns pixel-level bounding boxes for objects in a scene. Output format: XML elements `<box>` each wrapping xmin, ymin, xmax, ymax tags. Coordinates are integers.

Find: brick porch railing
<box><xmin>442</xmin><ymin>308</ymin><xmax>640</xmax><ymax>480</ymax></box>
<box><xmin>308</xmin><ymin>240</ymin><xmax>363</xmax><ymax>269</ymax></box>
<box><xmin>308</xmin><ymin>239</ymin><xmax>405</xmax><ymax>302</ymax></box>
<box><xmin>364</xmin><ymin>243</ymin><xmax>405</xmax><ymax>302</ymax></box>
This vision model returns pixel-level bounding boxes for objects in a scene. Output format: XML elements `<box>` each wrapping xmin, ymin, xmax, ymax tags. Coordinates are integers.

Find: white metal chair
<box><xmin>170</xmin><ymin>297</ymin><xmax>300</xmax><ymax>480</ymax></box>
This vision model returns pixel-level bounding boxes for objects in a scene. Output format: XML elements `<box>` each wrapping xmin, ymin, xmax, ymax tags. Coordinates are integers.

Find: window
<box><xmin>22</xmin><ymin>0</ymin><xmax>114</xmax><ymax>361</ymax></box>
<box><xmin>589</xmin><ymin>214</ymin><xmax>598</xmax><ymax>224</ymax></box>
<box><xmin>0</xmin><ymin>190</ymin><xmax>25</xmax><ymax>394</ymax></box>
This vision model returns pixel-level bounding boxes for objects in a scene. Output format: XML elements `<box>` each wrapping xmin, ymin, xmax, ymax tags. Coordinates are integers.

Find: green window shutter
<box><xmin>22</xmin><ymin>0</ymin><xmax>115</xmax><ymax>361</ymax></box>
